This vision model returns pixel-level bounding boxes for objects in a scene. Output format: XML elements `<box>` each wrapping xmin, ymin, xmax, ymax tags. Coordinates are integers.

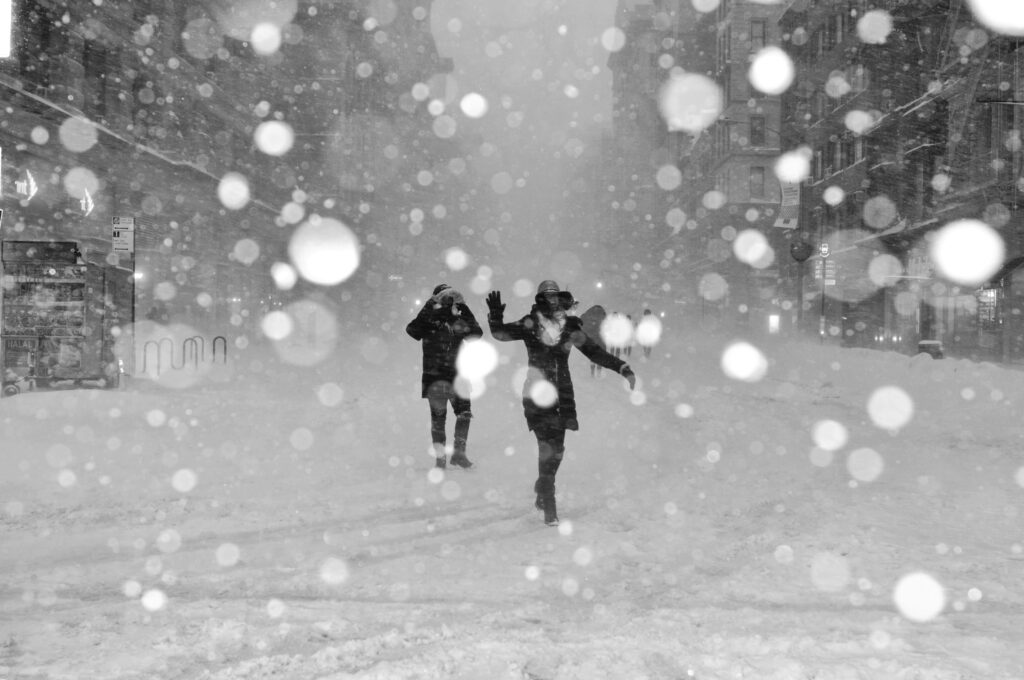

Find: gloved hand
<box><xmin>620</xmin><ymin>364</ymin><xmax>636</xmax><ymax>390</ymax></box>
<box><xmin>486</xmin><ymin>290</ymin><xmax>505</xmax><ymax>316</ymax></box>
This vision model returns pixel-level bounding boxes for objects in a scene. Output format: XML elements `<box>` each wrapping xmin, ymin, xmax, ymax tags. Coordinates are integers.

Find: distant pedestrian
<box><xmin>487</xmin><ymin>280</ymin><xmax>636</xmax><ymax>526</ymax></box>
<box><xmin>604</xmin><ymin>311</ymin><xmax>633</xmax><ymax>360</ymax></box>
<box><xmin>406</xmin><ymin>284</ymin><xmax>482</xmax><ymax>469</ymax></box>
<box><xmin>636</xmin><ymin>308</ymin><xmax>662</xmax><ymax>359</ymax></box>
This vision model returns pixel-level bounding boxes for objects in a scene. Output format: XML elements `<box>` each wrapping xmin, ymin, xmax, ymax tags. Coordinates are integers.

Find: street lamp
<box><xmin>789</xmin><ymin>239</ymin><xmax>813</xmax><ymax>335</ymax></box>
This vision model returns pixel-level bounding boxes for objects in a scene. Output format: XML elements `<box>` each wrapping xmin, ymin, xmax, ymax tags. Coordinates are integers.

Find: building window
<box><xmin>750</xmin><ymin>116</ymin><xmax>765</xmax><ymax>146</ymax></box>
<box><xmin>82</xmin><ymin>40</ymin><xmax>109</xmax><ymax>118</ymax></box>
<box><xmin>750</xmin><ymin>166</ymin><xmax>765</xmax><ymax>198</ymax></box>
<box><xmin>750</xmin><ymin>20</ymin><xmax>766</xmax><ymax>51</ymax></box>
<box><xmin>16</xmin><ymin>0</ymin><xmax>52</xmax><ymax>87</ymax></box>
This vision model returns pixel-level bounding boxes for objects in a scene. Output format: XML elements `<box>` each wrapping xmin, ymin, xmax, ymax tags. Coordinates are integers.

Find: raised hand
<box><xmin>486</xmin><ymin>290</ymin><xmax>505</xmax><ymax>316</ymax></box>
<box><xmin>620</xmin><ymin>365</ymin><xmax>636</xmax><ymax>390</ymax></box>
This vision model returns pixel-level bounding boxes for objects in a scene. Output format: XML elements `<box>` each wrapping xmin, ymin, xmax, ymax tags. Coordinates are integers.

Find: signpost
<box><xmin>112</xmin><ymin>217</ymin><xmax>136</xmax><ymax>375</ymax></box>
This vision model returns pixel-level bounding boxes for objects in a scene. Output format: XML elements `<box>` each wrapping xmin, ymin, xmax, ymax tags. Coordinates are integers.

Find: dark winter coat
<box><xmin>406</xmin><ymin>300</ymin><xmax>483</xmax><ymax>397</ymax></box>
<box><xmin>489</xmin><ymin>305</ymin><xmax>626</xmax><ymax>431</ymax></box>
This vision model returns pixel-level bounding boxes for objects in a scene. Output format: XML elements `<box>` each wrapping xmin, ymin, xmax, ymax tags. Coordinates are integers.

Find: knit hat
<box><xmin>536</xmin><ymin>280</ymin><xmax>560</xmax><ymax>295</ymax></box>
<box><xmin>432</xmin><ymin>283</ymin><xmax>451</xmax><ymax>296</ymax></box>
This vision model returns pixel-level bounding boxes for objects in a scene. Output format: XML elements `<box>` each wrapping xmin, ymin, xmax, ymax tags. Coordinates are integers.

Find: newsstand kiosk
<box><xmin>1</xmin><ymin>241</ymin><xmax>131</xmax><ymax>396</ymax></box>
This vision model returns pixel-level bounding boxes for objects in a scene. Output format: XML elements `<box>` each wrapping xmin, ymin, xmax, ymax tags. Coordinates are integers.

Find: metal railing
<box><xmin>141</xmin><ymin>335</ymin><xmax>228</xmax><ymax>376</ymax></box>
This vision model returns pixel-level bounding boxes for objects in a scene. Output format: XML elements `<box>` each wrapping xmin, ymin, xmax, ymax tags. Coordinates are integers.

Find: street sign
<box><xmin>112</xmin><ymin>216</ymin><xmax>135</xmax><ymax>253</ymax></box>
<box><xmin>820</xmin><ymin>242</ymin><xmax>830</xmax><ymax>258</ymax></box>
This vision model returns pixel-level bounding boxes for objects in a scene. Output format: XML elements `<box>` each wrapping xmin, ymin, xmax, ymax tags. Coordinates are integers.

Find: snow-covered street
<box><xmin>2</xmin><ymin>325</ymin><xmax>1022</xmax><ymax>679</ymax></box>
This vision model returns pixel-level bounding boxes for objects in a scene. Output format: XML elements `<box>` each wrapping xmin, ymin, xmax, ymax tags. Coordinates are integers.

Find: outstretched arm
<box><xmin>572</xmin><ymin>326</ymin><xmax>636</xmax><ymax>389</ymax></box>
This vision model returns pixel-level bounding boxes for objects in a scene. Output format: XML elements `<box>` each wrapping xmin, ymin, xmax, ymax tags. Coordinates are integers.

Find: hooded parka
<box><xmin>406</xmin><ymin>294</ymin><xmax>483</xmax><ymax>397</ymax></box>
<box><xmin>489</xmin><ymin>303</ymin><xmax>626</xmax><ymax>431</ymax></box>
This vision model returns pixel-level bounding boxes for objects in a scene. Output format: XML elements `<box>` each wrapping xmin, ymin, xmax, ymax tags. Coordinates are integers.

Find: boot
<box><xmin>450</xmin><ymin>417</ymin><xmax>472</xmax><ymax>468</ymax></box>
<box><xmin>449</xmin><ymin>452</ymin><xmax>473</xmax><ymax>468</ymax></box>
<box><xmin>434</xmin><ymin>455</ymin><xmax>447</xmax><ymax>469</ymax></box>
<box><xmin>533</xmin><ymin>478</ymin><xmax>545</xmax><ymax>511</ymax></box>
<box><xmin>432</xmin><ymin>442</ymin><xmax>446</xmax><ymax>469</ymax></box>
<box><xmin>536</xmin><ymin>475</ymin><xmax>558</xmax><ymax>526</ymax></box>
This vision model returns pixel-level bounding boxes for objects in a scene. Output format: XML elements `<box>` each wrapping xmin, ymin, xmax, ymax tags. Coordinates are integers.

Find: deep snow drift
<box><xmin>1</xmin><ymin>320</ymin><xmax>1023</xmax><ymax>679</ymax></box>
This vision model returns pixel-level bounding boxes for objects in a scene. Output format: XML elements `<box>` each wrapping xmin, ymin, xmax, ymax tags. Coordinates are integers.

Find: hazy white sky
<box><xmin>430</xmin><ymin>0</ymin><xmax>619</xmax><ymax>149</ymax></box>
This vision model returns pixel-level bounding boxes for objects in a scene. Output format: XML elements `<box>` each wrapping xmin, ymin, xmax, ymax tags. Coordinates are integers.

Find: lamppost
<box><xmin>789</xmin><ymin>239</ymin><xmax>813</xmax><ymax>334</ymax></box>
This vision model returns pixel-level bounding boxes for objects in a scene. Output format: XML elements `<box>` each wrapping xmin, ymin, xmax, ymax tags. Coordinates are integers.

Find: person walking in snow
<box><xmin>406</xmin><ymin>284</ymin><xmax>482</xmax><ymax>469</ymax></box>
<box><xmin>486</xmin><ymin>280</ymin><xmax>636</xmax><ymax>525</ymax></box>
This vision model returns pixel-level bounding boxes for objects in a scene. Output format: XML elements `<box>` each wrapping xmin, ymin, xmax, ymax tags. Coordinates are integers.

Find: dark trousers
<box><xmin>534</xmin><ymin>426</ymin><xmax>566</xmax><ymax>478</ymax></box>
<box><xmin>427</xmin><ymin>381</ymin><xmax>471</xmax><ymax>455</ymax></box>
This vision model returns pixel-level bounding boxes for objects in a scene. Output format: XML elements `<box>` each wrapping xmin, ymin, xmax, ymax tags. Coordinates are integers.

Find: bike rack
<box><xmin>142</xmin><ymin>335</ymin><xmax>228</xmax><ymax>376</ymax></box>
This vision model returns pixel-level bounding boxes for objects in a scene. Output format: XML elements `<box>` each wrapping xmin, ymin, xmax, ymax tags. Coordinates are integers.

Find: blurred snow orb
<box><xmin>601</xmin><ymin>26</ymin><xmax>626</xmax><ymax>52</ymax></box>
<box><xmin>156</xmin><ymin>529</ymin><xmax>183</xmax><ymax>554</ymax></box>
<box><xmin>254</xmin><ymin>120</ymin><xmax>294</xmax><ymax>156</ymax></box>
<box><xmin>251</xmin><ymin>22</ymin><xmax>282</xmax><ymax>55</ymax></box>
<box><xmin>320</xmin><ymin>557</ymin><xmax>351</xmax><ymax>586</ymax></box>
<box><xmin>267</xmin><ymin>599</ymin><xmax>287</xmax><ymax>619</ymax></box>
<box><xmin>459</xmin><ymin>92</ymin><xmax>488</xmax><ymax>118</ymax></box>
<box><xmin>216</xmin><ymin>543</ymin><xmax>241</xmax><ymax>567</ymax></box>
<box><xmin>868</xmin><ymin>253</ymin><xmax>903</xmax><ymax>286</ymax></box>
<box><xmin>702</xmin><ymin>189</ymin><xmax>727</xmax><ymax>210</ymax></box>
<box><xmin>658</xmin><ymin>72</ymin><xmax>723</xmax><ymax>134</ymax></box>
<box><xmin>289</xmin><ymin>216</ymin><xmax>360</xmax><ymax>285</ymax></box>
<box><xmin>445</xmin><ymin>247</ymin><xmax>469</xmax><ymax>271</ymax></box>
<box><xmin>774</xmin><ymin>147</ymin><xmax>812</xmax><ymax>183</ymax></box>
<box><xmin>867</xmin><ymin>385</ymin><xmax>914</xmax><ymax>431</ymax></box>
<box><xmin>845</xmin><ymin>109</ymin><xmax>875</xmax><ymax>135</ymax></box>
<box><xmin>31</xmin><ymin>125</ymin><xmax>49</xmax><ymax>145</ymax></box>
<box><xmin>930</xmin><ymin>219</ymin><xmax>1005</xmax><ymax>286</ymax></box>
<box><xmin>1016</xmin><ymin>466</ymin><xmax>1024</xmax><ymax>488</ymax></box>
<box><xmin>812</xmin><ymin>419</ymin><xmax>848</xmax><ymax>451</ymax></box>
<box><xmin>862</xmin><ymin>195</ymin><xmax>898</xmax><ymax>230</ymax></box>
<box><xmin>823</xmin><ymin>186</ymin><xmax>845</xmax><ymax>206</ymax></box>
<box><xmin>774</xmin><ymin>545</ymin><xmax>794</xmax><ymax>564</ymax></box>
<box><xmin>63</xmin><ymin>167</ymin><xmax>99</xmax><ymax>199</ymax></box>
<box><xmin>635</xmin><ymin>315</ymin><xmax>663</xmax><ymax>347</ymax></box>
<box><xmin>271</xmin><ymin>262</ymin><xmax>299</xmax><ymax>290</ymax></box>
<box><xmin>218</xmin><ymin>172</ymin><xmax>251</xmax><ymax>210</ymax></box>
<box><xmin>233</xmin><ymin>238</ymin><xmax>260</xmax><ymax>265</ymax></box>
<box><xmin>457</xmin><ymin>339</ymin><xmax>499</xmax><ymax>382</ymax></box>
<box><xmin>810</xmin><ymin>552</ymin><xmax>851</xmax><ymax>592</ymax></box>
<box><xmin>655</xmin><ymin>165</ymin><xmax>683</xmax><ymax>191</ymax></box>
<box><xmin>857</xmin><ymin>10</ymin><xmax>893</xmax><ymax>44</ymax></box>
<box><xmin>601</xmin><ymin>313</ymin><xmax>634</xmax><ymax>348</ymax></box>
<box><xmin>748</xmin><ymin>46</ymin><xmax>794</xmax><ymax>95</ymax></box>
<box><xmin>141</xmin><ymin>589</ymin><xmax>168</xmax><ymax>612</ymax></box>
<box><xmin>261</xmin><ymin>310</ymin><xmax>293</xmax><ymax>340</ymax></box>
<box><xmin>154</xmin><ymin>281</ymin><xmax>177</xmax><ymax>302</ymax></box>
<box><xmin>894</xmin><ymin>572</ymin><xmax>946</xmax><ymax>622</ymax></box>
<box><xmin>316</xmin><ymin>382</ymin><xmax>345</xmax><ymax>407</ymax></box>
<box><xmin>674</xmin><ymin>403</ymin><xmax>694</xmax><ymax>418</ymax></box>
<box><xmin>512</xmin><ymin>279</ymin><xmax>534</xmax><ymax>298</ymax></box>
<box><xmin>847</xmin><ymin>447</ymin><xmax>885</xmax><ymax>482</ymax></box>
<box><xmin>966</xmin><ymin>0</ymin><xmax>1024</xmax><ymax>36</ymax></box>
<box><xmin>721</xmin><ymin>341</ymin><xmax>768</xmax><ymax>382</ymax></box>
<box><xmin>271</xmin><ymin>299</ymin><xmax>338</xmax><ymax>366</ymax></box>
<box><xmin>182</xmin><ymin>18</ymin><xmax>222</xmax><ymax>59</ymax></box>
<box><xmin>733</xmin><ymin>229</ymin><xmax>774</xmax><ymax>269</ymax></box>
<box><xmin>289</xmin><ymin>427</ymin><xmax>314</xmax><ymax>451</ymax></box>
<box><xmin>59</xmin><ymin>117</ymin><xmax>99</xmax><ymax>153</ymax></box>
<box><xmin>529</xmin><ymin>379</ymin><xmax>558</xmax><ymax>408</ymax></box>
<box><xmin>171</xmin><ymin>468</ymin><xmax>198</xmax><ymax>493</ymax></box>
<box><xmin>699</xmin><ymin>272</ymin><xmax>729</xmax><ymax>301</ymax></box>
<box><xmin>282</xmin><ymin>201</ymin><xmax>305</xmax><ymax>224</ymax></box>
